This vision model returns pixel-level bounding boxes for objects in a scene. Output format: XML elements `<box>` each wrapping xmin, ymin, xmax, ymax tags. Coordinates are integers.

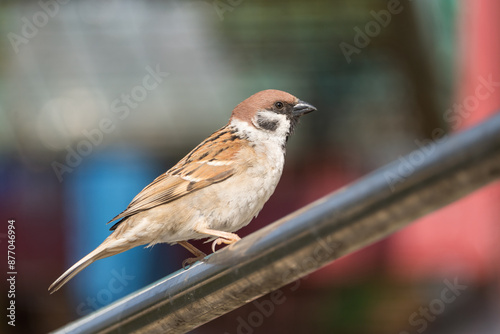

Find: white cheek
<box><xmin>231</xmin><ymin>114</ymin><xmax>290</xmax><ymax>150</ymax></box>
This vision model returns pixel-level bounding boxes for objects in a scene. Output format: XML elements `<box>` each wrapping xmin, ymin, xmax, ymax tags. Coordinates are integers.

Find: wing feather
<box><xmin>108</xmin><ymin>126</ymin><xmax>245</xmax><ymax>229</ymax></box>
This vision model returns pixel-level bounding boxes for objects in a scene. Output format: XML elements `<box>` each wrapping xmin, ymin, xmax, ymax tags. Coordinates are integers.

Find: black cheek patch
<box><xmin>256</xmin><ymin>116</ymin><xmax>279</xmax><ymax>132</ymax></box>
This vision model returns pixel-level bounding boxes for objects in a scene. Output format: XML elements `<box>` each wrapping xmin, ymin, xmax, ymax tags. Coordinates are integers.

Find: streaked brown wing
<box><xmin>108</xmin><ymin>126</ymin><xmax>245</xmax><ymax>228</ymax></box>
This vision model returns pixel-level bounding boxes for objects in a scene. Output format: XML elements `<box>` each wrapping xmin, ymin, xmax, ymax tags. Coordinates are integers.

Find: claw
<box><xmin>211</xmin><ymin>239</ymin><xmax>221</xmax><ymax>253</ymax></box>
<box><xmin>182</xmin><ymin>255</ymin><xmax>205</xmax><ymax>269</ymax></box>
<box><xmin>211</xmin><ymin>236</ymin><xmax>241</xmax><ymax>253</ymax></box>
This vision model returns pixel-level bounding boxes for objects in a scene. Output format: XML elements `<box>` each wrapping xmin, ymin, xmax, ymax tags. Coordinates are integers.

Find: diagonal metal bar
<box><xmin>52</xmin><ymin>113</ymin><xmax>500</xmax><ymax>334</ymax></box>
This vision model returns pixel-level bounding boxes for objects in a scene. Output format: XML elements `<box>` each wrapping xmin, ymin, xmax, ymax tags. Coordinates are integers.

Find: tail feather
<box><xmin>48</xmin><ymin>247</ymin><xmax>109</xmax><ymax>294</ymax></box>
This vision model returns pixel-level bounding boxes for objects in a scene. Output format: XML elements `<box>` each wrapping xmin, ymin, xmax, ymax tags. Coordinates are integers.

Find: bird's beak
<box><xmin>293</xmin><ymin>100</ymin><xmax>317</xmax><ymax>117</ymax></box>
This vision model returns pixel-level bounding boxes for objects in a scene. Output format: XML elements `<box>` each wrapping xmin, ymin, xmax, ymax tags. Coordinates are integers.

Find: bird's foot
<box><xmin>182</xmin><ymin>255</ymin><xmax>206</xmax><ymax>269</ymax></box>
<box><xmin>211</xmin><ymin>235</ymin><xmax>241</xmax><ymax>253</ymax></box>
<box><xmin>178</xmin><ymin>240</ymin><xmax>207</xmax><ymax>269</ymax></box>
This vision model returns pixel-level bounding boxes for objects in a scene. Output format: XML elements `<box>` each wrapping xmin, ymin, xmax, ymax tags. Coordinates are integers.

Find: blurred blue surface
<box><xmin>63</xmin><ymin>148</ymin><xmax>174</xmax><ymax>313</ymax></box>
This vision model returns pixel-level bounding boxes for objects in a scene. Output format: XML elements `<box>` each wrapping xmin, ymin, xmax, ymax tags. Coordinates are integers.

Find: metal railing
<box><xmin>52</xmin><ymin>113</ymin><xmax>500</xmax><ymax>334</ymax></box>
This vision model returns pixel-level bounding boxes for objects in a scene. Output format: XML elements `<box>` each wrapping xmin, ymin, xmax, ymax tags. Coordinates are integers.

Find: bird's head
<box><xmin>230</xmin><ymin>89</ymin><xmax>316</xmax><ymax>139</ymax></box>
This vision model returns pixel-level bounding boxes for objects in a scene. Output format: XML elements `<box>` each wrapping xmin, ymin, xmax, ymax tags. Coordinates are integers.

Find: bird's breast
<box><xmin>199</xmin><ymin>140</ymin><xmax>285</xmax><ymax>232</ymax></box>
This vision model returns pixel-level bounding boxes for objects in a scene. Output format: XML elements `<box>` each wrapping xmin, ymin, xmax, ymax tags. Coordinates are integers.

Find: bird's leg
<box><xmin>194</xmin><ymin>227</ymin><xmax>241</xmax><ymax>253</ymax></box>
<box><xmin>177</xmin><ymin>241</ymin><xmax>207</xmax><ymax>269</ymax></box>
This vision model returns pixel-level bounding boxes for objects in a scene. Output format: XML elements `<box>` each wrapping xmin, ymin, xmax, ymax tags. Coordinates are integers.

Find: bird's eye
<box><xmin>274</xmin><ymin>101</ymin><xmax>284</xmax><ymax>109</ymax></box>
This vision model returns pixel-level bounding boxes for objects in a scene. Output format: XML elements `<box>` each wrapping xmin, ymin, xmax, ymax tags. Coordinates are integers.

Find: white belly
<box><xmin>199</xmin><ymin>159</ymin><xmax>284</xmax><ymax>232</ymax></box>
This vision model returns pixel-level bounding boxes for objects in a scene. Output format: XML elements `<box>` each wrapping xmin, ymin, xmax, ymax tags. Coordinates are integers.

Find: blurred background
<box><xmin>1</xmin><ymin>0</ymin><xmax>499</xmax><ymax>333</ymax></box>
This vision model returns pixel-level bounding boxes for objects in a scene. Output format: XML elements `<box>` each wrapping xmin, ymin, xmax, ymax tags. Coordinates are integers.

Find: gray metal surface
<box><xmin>53</xmin><ymin>113</ymin><xmax>500</xmax><ymax>334</ymax></box>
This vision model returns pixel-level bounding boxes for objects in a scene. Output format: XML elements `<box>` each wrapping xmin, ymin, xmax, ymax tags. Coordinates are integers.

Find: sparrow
<box><xmin>48</xmin><ymin>89</ymin><xmax>316</xmax><ymax>294</ymax></box>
